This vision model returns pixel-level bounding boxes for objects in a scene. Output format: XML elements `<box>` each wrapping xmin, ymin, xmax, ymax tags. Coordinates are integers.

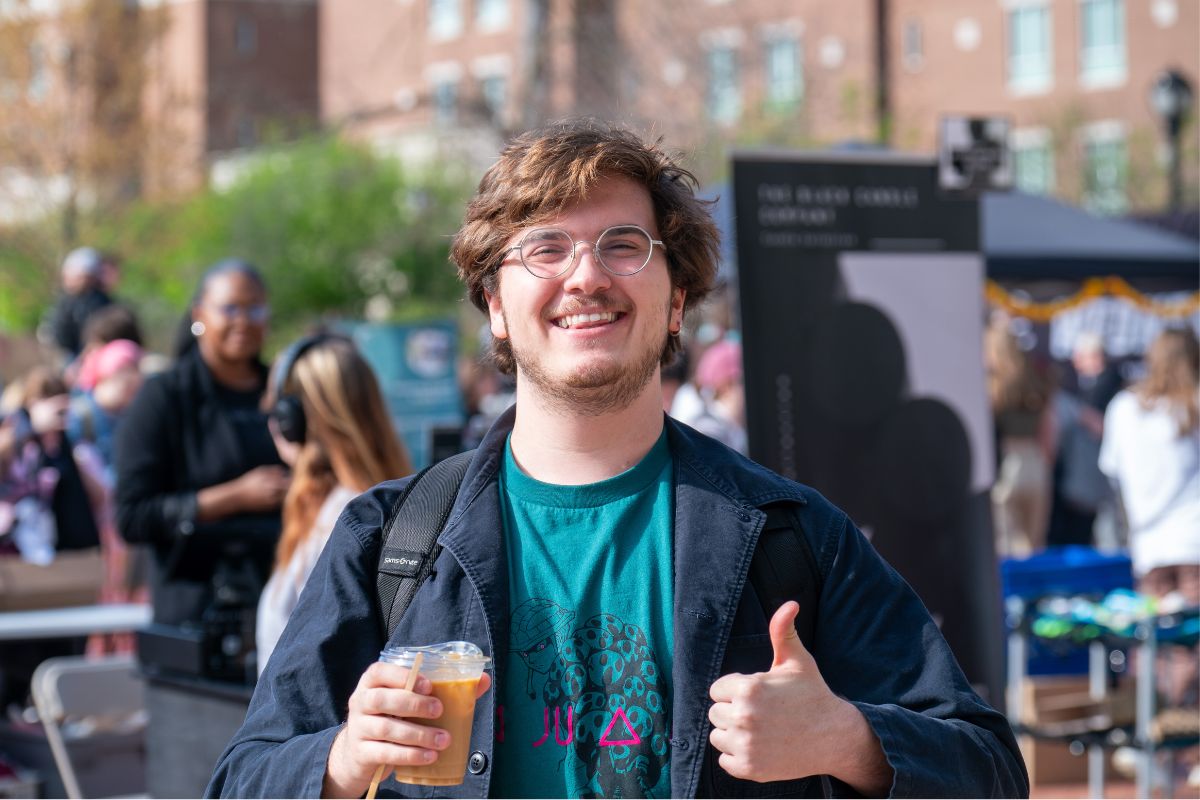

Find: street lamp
<box><xmin>1149</xmin><ymin>68</ymin><xmax>1194</xmax><ymax>213</ymax></box>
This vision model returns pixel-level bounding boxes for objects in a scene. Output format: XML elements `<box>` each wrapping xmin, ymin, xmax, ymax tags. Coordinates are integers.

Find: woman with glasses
<box><xmin>115</xmin><ymin>259</ymin><xmax>289</xmax><ymax>678</ymax></box>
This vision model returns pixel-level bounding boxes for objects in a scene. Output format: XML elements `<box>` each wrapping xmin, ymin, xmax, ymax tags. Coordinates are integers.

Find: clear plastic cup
<box><xmin>379</xmin><ymin>641</ymin><xmax>491</xmax><ymax>786</ymax></box>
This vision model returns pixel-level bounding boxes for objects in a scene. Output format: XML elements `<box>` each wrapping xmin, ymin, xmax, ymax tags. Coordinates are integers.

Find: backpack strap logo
<box><xmin>379</xmin><ymin>549</ymin><xmax>426</xmax><ymax>578</ymax></box>
<box><xmin>376</xmin><ymin>449</ymin><xmax>475</xmax><ymax>640</ymax></box>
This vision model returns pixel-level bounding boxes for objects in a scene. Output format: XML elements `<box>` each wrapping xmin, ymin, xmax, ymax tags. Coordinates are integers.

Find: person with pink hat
<box><xmin>68</xmin><ymin>338</ymin><xmax>144</xmax><ymax>477</ymax></box>
<box><xmin>673</xmin><ymin>337</ymin><xmax>747</xmax><ymax>454</ymax></box>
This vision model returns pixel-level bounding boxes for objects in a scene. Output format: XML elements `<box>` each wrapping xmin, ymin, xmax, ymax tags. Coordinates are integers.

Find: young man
<box><xmin>208</xmin><ymin>122</ymin><xmax>1027</xmax><ymax>798</ymax></box>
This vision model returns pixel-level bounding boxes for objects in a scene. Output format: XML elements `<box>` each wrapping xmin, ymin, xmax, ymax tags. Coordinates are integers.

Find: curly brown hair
<box><xmin>450</xmin><ymin>119</ymin><xmax>721</xmax><ymax>374</ymax></box>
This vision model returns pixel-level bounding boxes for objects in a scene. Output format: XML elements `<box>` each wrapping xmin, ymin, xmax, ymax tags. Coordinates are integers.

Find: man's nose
<box><xmin>561</xmin><ymin>243</ymin><xmax>612</xmax><ymax>294</ymax></box>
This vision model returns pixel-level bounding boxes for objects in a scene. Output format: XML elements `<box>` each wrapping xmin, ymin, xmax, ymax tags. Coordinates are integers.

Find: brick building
<box><xmin>321</xmin><ymin>0</ymin><xmax>1197</xmax><ymax>212</ymax></box>
<box><xmin>0</xmin><ymin>0</ymin><xmax>319</xmax><ymax>210</ymax></box>
<box><xmin>5</xmin><ymin>0</ymin><xmax>1195</xmax><ymax>213</ymax></box>
<box><xmin>319</xmin><ymin>0</ymin><xmax>882</xmax><ymax>175</ymax></box>
<box><xmin>144</xmin><ymin>0</ymin><xmax>319</xmax><ymax>193</ymax></box>
<box><xmin>889</xmin><ymin>0</ymin><xmax>1199</xmax><ymax>213</ymax></box>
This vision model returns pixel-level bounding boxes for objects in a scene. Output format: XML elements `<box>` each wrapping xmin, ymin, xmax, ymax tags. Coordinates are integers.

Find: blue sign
<box><xmin>344</xmin><ymin>320</ymin><xmax>462</xmax><ymax>470</ymax></box>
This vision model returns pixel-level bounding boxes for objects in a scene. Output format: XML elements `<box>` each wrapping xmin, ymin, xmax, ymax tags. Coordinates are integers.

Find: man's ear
<box><xmin>670</xmin><ymin>288</ymin><xmax>686</xmax><ymax>331</ymax></box>
<box><xmin>485</xmin><ymin>289</ymin><xmax>508</xmax><ymax>340</ymax></box>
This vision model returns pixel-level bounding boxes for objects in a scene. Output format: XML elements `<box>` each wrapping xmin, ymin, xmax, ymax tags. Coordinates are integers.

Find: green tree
<box><xmin>81</xmin><ymin>135</ymin><xmax>474</xmax><ymax>351</ymax></box>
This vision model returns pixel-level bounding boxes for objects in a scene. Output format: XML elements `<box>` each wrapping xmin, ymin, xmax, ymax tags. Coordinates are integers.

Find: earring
<box><xmin>190</xmin><ymin>321</ymin><xmax>205</xmax><ymax>337</ymax></box>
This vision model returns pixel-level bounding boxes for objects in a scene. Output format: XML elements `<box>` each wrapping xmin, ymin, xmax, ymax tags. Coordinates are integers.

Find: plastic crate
<box><xmin>1001</xmin><ymin>546</ymin><xmax>1133</xmax><ymax>675</ymax></box>
<box><xmin>1001</xmin><ymin>546</ymin><xmax>1133</xmax><ymax>600</ymax></box>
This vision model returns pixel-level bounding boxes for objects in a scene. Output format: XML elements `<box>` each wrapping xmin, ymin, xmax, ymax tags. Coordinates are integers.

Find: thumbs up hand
<box><xmin>708</xmin><ymin>602</ymin><xmax>888</xmax><ymax>787</ymax></box>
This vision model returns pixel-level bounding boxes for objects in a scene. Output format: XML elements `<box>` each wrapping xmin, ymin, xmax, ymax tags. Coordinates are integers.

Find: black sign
<box><xmin>733</xmin><ymin>152</ymin><xmax>1004</xmax><ymax>707</ymax></box>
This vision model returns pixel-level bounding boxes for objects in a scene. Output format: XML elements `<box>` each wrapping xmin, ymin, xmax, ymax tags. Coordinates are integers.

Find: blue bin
<box><xmin>1000</xmin><ymin>546</ymin><xmax>1134</xmax><ymax>675</ymax></box>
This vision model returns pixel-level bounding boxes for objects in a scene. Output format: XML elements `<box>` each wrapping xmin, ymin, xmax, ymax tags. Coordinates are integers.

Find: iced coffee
<box><xmin>379</xmin><ymin>641</ymin><xmax>490</xmax><ymax>787</ymax></box>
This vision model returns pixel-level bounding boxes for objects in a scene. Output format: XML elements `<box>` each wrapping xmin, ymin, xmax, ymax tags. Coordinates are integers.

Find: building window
<box><xmin>433</xmin><ymin>79</ymin><xmax>458</xmax><ymax>125</ymax></box>
<box><xmin>1079</xmin><ymin>0</ymin><xmax>1126</xmax><ymax>86</ymax></box>
<box><xmin>236</xmin><ymin>116</ymin><xmax>257</xmax><ymax>148</ymax></box>
<box><xmin>476</xmin><ymin>0</ymin><xmax>508</xmax><ymax>31</ymax></box>
<box><xmin>235</xmin><ymin>17</ymin><xmax>257</xmax><ymax>55</ymax></box>
<box><xmin>902</xmin><ymin>19</ymin><xmax>923</xmax><ymax>70</ymax></box>
<box><xmin>480</xmin><ymin>74</ymin><xmax>506</xmax><ymax>119</ymax></box>
<box><xmin>27</xmin><ymin>41</ymin><xmax>48</xmax><ymax>102</ymax></box>
<box><xmin>1013</xmin><ymin>139</ymin><xmax>1055</xmax><ymax>195</ymax></box>
<box><xmin>763</xmin><ymin>36</ymin><xmax>801</xmax><ymax>111</ymax></box>
<box><xmin>707</xmin><ymin>46</ymin><xmax>740</xmax><ymax>124</ymax></box>
<box><xmin>429</xmin><ymin>0</ymin><xmax>463</xmax><ymax>40</ymax></box>
<box><xmin>1007</xmin><ymin>4</ymin><xmax>1052</xmax><ymax>93</ymax></box>
<box><xmin>1082</xmin><ymin>129</ymin><xmax>1127</xmax><ymax>215</ymax></box>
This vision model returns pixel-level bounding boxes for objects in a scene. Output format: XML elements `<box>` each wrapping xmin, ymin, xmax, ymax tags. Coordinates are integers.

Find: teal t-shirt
<box><xmin>492</xmin><ymin>431</ymin><xmax>675</xmax><ymax>799</ymax></box>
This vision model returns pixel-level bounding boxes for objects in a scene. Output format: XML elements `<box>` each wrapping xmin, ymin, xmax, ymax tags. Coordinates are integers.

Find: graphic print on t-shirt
<box><xmin>506</xmin><ymin>597</ymin><xmax>670</xmax><ymax>798</ymax></box>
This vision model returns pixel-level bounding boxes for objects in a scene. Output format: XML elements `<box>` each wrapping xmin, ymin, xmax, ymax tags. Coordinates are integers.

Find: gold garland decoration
<box><xmin>985</xmin><ymin>277</ymin><xmax>1200</xmax><ymax>323</ymax></box>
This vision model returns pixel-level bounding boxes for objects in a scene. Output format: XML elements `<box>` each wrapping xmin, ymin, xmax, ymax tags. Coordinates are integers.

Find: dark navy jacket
<box><xmin>207</xmin><ymin>409</ymin><xmax>1028</xmax><ymax>798</ymax></box>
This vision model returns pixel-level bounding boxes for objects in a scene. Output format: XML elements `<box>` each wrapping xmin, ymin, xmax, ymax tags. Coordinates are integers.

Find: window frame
<box><xmin>1006</xmin><ymin>2</ymin><xmax>1054</xmax><ymax>96</ymax></box>
<box><xmin>1011</xmin><ymin>128</ymin><xmax>1056</xmax><ymax>195</ymax></box>
<box><xmin>475</xmin><ymin>0</ymin><xmax>509</xmax><ymax>32</ymax></box>
<box><xmin>234</xmin><ymin>16</ymin><xmax>258</xmax><ymax>56</ymax></box>
<box><xmin>429</xmin><ymin>0</ymin><xmax>464</xmax><ymax>41</ymax></box>
<box><xmin>1078</xmin><ymin>0</ymin><xmax>1127</xmax><ymax>89</ymax></box>
<box><xmin>706</xmin><ymin>44</ymin><xmax>741</xmax><ymax>124</ymax></box>
<box><xmin>1080</xmin><ymin>122</ymin><xmax>1129</xmax><ymax>215</ymax></box>
<box><xmin>763</xmin><ymin>34</ymin><xmax>802</xmax><ymax>111</ymax></box>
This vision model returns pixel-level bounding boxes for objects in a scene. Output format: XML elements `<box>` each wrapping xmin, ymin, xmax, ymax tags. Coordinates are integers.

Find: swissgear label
<box><xmin>380</xmin><ymin>548</ymin><xmax>425</xmax><ymax>577</ymax></box>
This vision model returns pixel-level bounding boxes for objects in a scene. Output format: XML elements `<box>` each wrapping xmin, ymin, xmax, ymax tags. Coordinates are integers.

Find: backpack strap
<box><xmin>747</xmin><ymin>505</ymin><xmax>822</xmax><ymax>650</ymax></box>
<box><xmin>377</xmin><ymin>449</ymin><xmax>475</xmax><ymax>640</ymax></box>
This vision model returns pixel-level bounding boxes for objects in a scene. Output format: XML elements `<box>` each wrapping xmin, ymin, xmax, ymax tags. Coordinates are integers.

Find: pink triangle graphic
<box><xmin>599</xmin><ymin>707</ymin><xmax>641</xmax><ymax>747</ymax></box>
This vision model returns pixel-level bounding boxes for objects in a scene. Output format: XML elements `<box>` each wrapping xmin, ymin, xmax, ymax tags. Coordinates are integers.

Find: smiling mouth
<box><xmin>553</xmin><ymin>311</ymin><xmax>624</xmax><ymax>330</ymax></box>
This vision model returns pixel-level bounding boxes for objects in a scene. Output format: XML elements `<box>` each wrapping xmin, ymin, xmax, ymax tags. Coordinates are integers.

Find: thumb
<box><xmin>768</xmin><ymin>601</ymin><xmax>809</xmax><ymax>670</ymax></box>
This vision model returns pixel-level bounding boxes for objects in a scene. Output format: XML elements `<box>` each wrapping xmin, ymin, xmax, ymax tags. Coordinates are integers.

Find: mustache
<box><xmin>546</xmin><ymin>293</ymin><xmax>628</xmax><ymax>318</ymax></box>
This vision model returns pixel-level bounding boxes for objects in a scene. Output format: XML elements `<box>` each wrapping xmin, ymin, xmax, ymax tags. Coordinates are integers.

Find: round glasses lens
<box><xmin>597</xmin><ymin>226</ymin><xmax>653</xmax><ymax>275</ymax></box>
<box><xmin>519</xmin><ymin>229</ymin><xmax>574</xmax><ymax>277</ymax></box>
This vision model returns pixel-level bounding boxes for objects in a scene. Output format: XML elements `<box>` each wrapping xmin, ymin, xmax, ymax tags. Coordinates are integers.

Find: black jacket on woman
<box><xmin>115</xmin><ymin>346</ymin><xmax>282</xmax><ymax>627</ymax></box>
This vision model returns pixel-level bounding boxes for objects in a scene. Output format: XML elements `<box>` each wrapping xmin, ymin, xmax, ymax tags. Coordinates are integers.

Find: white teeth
<box><xmin>557</xmin><ymin>312</ymin><xmax>617</xmax><ymax>328</ymax></box>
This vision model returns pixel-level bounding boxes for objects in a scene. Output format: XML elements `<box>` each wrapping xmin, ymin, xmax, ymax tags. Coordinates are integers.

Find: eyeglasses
<box><xmin>207</xmin><ymin>303</ymin><xmax>270</xmax><ymax>323</ymax></box>
<box><xmin>503</xmin><ymin>224</ymin><xmax>666</xmax><ymax>279</ymax></box>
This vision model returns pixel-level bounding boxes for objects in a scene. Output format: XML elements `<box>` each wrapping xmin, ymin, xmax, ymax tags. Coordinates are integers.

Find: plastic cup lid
<box><xmin>380</xmin><ymin>641</ymin><xmax>491</xmax><ymax>670</ymax></box>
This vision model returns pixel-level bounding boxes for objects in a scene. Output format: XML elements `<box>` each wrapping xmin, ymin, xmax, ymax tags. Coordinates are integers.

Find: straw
<box><xmin>366</xmin><ymin>651</ymin><xmax>424</xmax><ymax>800</ymax></box>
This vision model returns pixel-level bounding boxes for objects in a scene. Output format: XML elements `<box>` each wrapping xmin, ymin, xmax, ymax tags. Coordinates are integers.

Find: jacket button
<box><xmin>468</xmin><ymin>751</ymin><xmax>488</xmax><ymax>774</ymax></box>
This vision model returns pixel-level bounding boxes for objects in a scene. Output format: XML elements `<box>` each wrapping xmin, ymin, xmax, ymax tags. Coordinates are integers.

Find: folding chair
<box><xmin>31</xmin><ymin>654</ymin><xmax>146</xmax><ymax>799</ymax></box>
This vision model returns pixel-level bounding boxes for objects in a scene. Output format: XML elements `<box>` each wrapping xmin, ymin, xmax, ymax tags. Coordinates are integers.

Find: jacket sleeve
<box><xmin>808</xmin><ymin>504</ymin><xmax>1029</xmax><ymax>799</ymax></box>
<box><xmin>206</xmin><ymin>481</ymin><xmax>407</xmax><ymax>799</ymax></box>
<box><xmin>113</xmin><ymin>375</ymin><xmax>198</xmax><ymax>545</ymax></box>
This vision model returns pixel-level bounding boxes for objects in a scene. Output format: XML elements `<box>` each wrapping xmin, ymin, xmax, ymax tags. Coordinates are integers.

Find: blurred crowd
<box><xmin>0</xmin><ymin>251</ymin><xmax>417</xmax><ymax>707</ymax></box>
<box><xmin>985</xmin><ymin>311</ymin><xmax>1200</xmax><ymax>614</ymax></box>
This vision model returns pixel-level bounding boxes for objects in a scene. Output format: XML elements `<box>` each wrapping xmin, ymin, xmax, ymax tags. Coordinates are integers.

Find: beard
<box><xmin>504</xmin><ymin>299</ymin><xmax>669</xmax><ymax>417</ymax></box>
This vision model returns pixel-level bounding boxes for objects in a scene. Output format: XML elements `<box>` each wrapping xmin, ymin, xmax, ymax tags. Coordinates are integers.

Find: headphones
<box><xmin>269</xmin><ymin>334</ymin><xmax>337</xmax><ymax>444</ymax></box>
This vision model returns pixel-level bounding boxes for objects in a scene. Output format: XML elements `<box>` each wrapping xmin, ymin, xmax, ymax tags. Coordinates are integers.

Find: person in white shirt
<box><xmin>256</xmin><ymin>335</ymin><xmax>413</xmax><ymax>675</ymax></box>
<box><xmin>1100</xmin><ymin>327</ymin><xmax>1200</xmax><ymax>589</ymax></box>
<box><xmin>1099</xmin><ymin>327</ymin><xmax>1199</xmax><ymax>733</ymax></box>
